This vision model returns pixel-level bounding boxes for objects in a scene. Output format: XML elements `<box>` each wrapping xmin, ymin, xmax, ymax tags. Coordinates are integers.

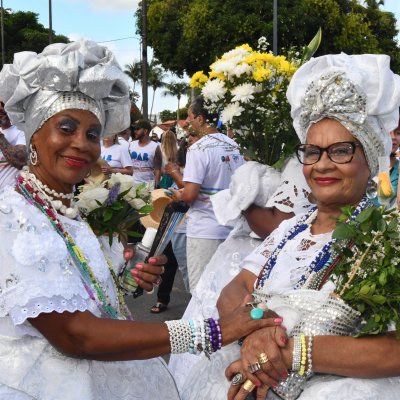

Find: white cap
<box><xmin>142</xmin><ymin>227</ymin><xmax>157</xmax><ymax>248</ymax></box>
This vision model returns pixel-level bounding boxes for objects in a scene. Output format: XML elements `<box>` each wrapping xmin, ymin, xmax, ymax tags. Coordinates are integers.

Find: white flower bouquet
<box><xmin>76</xmin><ymin>173</ymin><xmax>152</xmax><ymax>245</ymax></box>
<box><xmin>190</xmin><ymin>31</ymin><xmax>321</xmax><ymax>166</ymax></box>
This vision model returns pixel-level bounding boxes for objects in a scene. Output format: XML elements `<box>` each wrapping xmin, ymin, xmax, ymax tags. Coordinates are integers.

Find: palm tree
<box><xmin>124</xmin><ymin>61</ymin><xmax>141</xmax><ymax>91</ymax></box>
<box><xmin>148</xmin><ymin>60</ymin><xmax>166</xmax><ymax>119</ymax></box>
<box><xmin>162</xmin><ymin>80</ymin><xmax>190</xmax><ymax>121</ymax></box>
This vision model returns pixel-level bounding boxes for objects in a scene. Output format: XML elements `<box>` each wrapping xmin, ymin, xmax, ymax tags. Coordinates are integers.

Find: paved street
<box><xmin>125</xmin><ymin>268</ymin><xmax>191</xmax><ymax>322</ymax></box>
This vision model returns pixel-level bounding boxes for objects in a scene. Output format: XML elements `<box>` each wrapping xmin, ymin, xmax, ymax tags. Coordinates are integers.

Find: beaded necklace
<box><xmin>256</xmin><ymin>196</ymin><xmax>371</xmax><ymax>291</ymax></box>
<box><xmin>16</xmin><ymin>174</ymin><xmax>131</xmax><ymax>321</ymax></box>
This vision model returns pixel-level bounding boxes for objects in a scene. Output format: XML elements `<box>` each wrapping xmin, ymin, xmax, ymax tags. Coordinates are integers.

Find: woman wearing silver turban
<box><xmin>175</xmin><ymin>54</ymin><xmax>400</xmax><ymax>400</ymax></box>
<box><xmin>0</xmin><ymin>40</ymin><xmax>277</xmax><ymax>399</ymax></box>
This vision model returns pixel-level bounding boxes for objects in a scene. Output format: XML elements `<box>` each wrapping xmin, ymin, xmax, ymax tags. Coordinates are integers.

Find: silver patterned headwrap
<box><xmin>0</xmin><ymin>39</ymin><xmax>131</xmax><ymax>142</ymax></box>
<box><xmin>287</xmin><ymin>53</ymin><xmax>400</xmax><ymax>176</ymax></box>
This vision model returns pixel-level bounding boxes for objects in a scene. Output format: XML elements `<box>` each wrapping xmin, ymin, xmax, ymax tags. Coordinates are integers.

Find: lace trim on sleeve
<box><xmin>9</xmin><ymin>294</ymin><xmax>89</xmax><ymax>326</ymax></box>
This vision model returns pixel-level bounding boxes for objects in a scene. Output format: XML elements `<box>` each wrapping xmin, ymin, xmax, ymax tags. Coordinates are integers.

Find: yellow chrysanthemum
<box><xmin>236</xmin><ymin>43</ymin><xmax>253</xmax><ymax>52</ymax></box>
<box><xmin>209</xmin><ymin>70</ymin><xmax>226</xmax><ymax>80</ymax></box>
<box><xmin>190</xmin><ymin>71</ymin><xmax>209</xmax><ymax>88</ymax></box>
<box><xmin>252</xmin><ymin>67</ymin><xmax>271</xmax><ymax>82</ymax></box>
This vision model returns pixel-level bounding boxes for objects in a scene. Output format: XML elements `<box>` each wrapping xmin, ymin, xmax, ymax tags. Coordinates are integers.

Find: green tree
<box><xmin>139</xmin><ymin>0</ymin><xmax>400</xmax><ymax>75</ymax></box>
<box><xmin>2</xmin><ymin>9</ymin><xmax>69</xmax><ymax>63</ymax></box>
<box><xmin>159</xmin><ymin>109</ymin><xmax>176</xmax><ymax>122</ymax></box>
<box><xmin>148</xmin><ymin>60</ymin><xmax>166</xmax><ymax>119</ymax></box>
<box><xmin>162</xmin><ymin>80</ymin><xmax>189</xmax><ymax>120</ymax></box>
<box><xmin>124</xmin><ymin>61</ymin><xmax>142</xmax><ymax>90</ymax></box>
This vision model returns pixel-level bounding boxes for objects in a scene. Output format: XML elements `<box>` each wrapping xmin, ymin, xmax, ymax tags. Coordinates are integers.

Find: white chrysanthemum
<box><xmin>231</xmin><ymin>83</ymin><xmax>257</xmax><ymax>103</ymax></box>
<box><xmin>220</xmin><ymin>102</ymin><xmax>245</xmax><ymax>125</ymax></box>
<box><xmin>201</xmin><ymin>78</ymin><xmax>227</xmax><ymax>102</ymax></box>
<box><xmin>211</xmin><ymin>59</ymin><xmax>238</xmax><ymax>76</ymax></box>
<box><xmin>232</xmin><ymin>63</ymin><xmax>252</xmax><ymax>78</ymax></box>
<box><xmin>222</xmin><ymin>47</ymin><xmax>250</xmax><ymax>60</ymax></box>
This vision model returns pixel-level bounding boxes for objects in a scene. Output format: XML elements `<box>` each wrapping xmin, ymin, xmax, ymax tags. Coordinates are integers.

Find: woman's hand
<box><xmin>218</xmin><ymin>305</ymin><xmax>284</xmax><ymax>347</ymax></box>
<box><xmin>239</xmin><ymin>325</ymin><xmax>289</xmax><ymax>390</ymax></box>
<box><xmin>123</xmin><ymin>247</ymin><xmax>166</xmax><ymax>292</ymax></box>
<box><xmin>226</xmin><ymin>359</ymin><xmax>263</xmax><ymax>400</ymax></box>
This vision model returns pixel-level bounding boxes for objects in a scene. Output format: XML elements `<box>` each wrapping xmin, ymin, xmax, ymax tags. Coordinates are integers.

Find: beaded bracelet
<box><xmin>165</xmin><ymin>320</ymin><xmax>192</xmax><ymax>354</ymax></box>
<box><xmin>306</xmin><ymin>335</ymin><xmax>313</xmax><ymax>376</ymax></box>
<box><xmin>165</xmin><ymin>319</ymin><xmax>222</xmax><ymax>357</ymax></box>
<box><xmin>298</xmin><ymin>333</ymin><xmax>307</xmax><ymax>376</ymax></box>
<box><xmin>292</xmin><ymin>335</ymin><xmax>302</xmax><ymax>372</ymax></box>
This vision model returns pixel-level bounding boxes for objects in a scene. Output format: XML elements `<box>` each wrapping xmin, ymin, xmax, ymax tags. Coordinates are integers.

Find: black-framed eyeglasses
<box><xmin>295</xmin><ymin>141</ymin><xmax>361</xmax><ymax>165</ymax></box>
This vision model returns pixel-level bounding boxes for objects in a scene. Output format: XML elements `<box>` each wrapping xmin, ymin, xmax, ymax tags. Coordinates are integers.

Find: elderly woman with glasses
<box><xmin>177</xmin><ymin>54</ymin><xmax>400</xmax><ymax>400</ymax></box>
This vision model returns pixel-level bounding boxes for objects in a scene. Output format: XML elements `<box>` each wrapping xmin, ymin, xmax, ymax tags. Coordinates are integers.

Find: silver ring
<box><xmin>248</xmin><ymin>362</ymin><xmax>261</xmax><ymax>374</ymax></box>
<box><xmin>231</xmin><ymin>372</ymin><xmax>245</xmax><ymax>386</ymax></box>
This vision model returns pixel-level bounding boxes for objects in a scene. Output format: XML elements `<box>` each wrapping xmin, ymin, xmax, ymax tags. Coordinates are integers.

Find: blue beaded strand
<box><xmin>257</xmin><ymin>197</ymin><xmax>371</xmax><ymax>291</ymax></box>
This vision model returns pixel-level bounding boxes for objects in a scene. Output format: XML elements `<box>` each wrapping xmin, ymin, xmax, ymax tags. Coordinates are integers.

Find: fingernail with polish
<box><xmin>130</xmin><ymin>269</ymin><xmax>139</xmax><ymax>276</ymax></box>
<box><xmin>274</xmin><ymin>317</ymin><xmax>283</xmax><ymax>324</ymax></box>
<box><xmin>148</xmin><ymin>257</ymin><xmax>157</xmax><ymax>263</ymax></box>
<box><xmin>281</xmin><ymin>336</ymin><xmax>288</xmax><ymax>345</ymax></box>
<box><xmin>135</xmin><ymin>264</ymin><xmax>143</xmax><ymax>270</ymax></box>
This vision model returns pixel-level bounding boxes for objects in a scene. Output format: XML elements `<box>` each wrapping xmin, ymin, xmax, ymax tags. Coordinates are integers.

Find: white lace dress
<box><xmin>169</xmin><ymin>159</ymin><xmax>312</xmax><ymax>394</ymax></box>
<box><xmin>0</xmin><ymin>187</ymin><xmax>180</xmax><ymax>400</ymax></box>
<box><xmin>175</xmin><ymin>213</ymin><xmax>400</xmax><ymax>400</ymax></box>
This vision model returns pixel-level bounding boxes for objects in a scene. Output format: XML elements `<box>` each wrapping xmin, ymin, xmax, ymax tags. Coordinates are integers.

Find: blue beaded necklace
<box><xmin>256</xmin><ymin>196</ymin><xmax>371</xmax><ymax>290</ymax></box>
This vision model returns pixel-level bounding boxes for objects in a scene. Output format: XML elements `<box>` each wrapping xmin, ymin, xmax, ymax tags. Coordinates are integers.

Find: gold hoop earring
<box><xmin>85</xmin><ymin>169</ymin><xmax>92</xmax><ymax>178</ymax></box>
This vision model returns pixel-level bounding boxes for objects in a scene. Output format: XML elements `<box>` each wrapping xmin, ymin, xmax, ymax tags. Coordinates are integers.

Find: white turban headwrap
<box><xmin>0</xmin><ymin>39</ymin><xmax>131</xmax><ymax>143</ymax></box>
<box><xmin>287</xmin><ymin>53</ymin><xmax>400</xmax><ymax>176</ymax></box>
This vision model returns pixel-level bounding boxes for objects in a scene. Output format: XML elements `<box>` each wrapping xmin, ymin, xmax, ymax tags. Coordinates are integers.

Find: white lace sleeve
<box><xmin>266</xmin><ymin>156</ymin><xmax>312</xmax><ymax>215</ymax></box>
<box><xmin>242</xmin><ymin>215</ymin><xmax>304</xmax><ymax>277</ymax></box>
<box><xmin>0</xmin><ymin>189</ymin><xmax>92</xmax><ymax>328</ymax></box>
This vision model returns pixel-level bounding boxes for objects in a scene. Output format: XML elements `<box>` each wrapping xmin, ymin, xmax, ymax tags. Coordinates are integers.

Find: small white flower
<box><xmin>201</xmin><ymin>78</ymin><xmax>227</xmax><ymax>102</ymax></box>
<box><xmin>231</xmin><ymin>83</ymin><xmax>257</xmax><ymax>103</ymax></box>
<box><xmin>220</xmin><ymin>102</ymin><xmax>245</xmax><ymax>125</ymax></box>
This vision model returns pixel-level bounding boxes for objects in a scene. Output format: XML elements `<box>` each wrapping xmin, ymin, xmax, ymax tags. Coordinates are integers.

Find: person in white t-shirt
<box><xmin>0</xmin><ymin>102</ymin><xmax>27</xmax><ymax>191</ymax></box>
<box><xmin>117</xmin><ymin>127</ymin><xmax>131</xmax><ymax>150</ymax></box>
<box><xmin>171</xmin><ymin>96</ymin><xmax>245</xmax><ymax>292</ymax></box>
<box><xmin>129</xmin><ymin>119</ymin><xmax>162</xmax><ymax>188</ymax></box>
<box><xmin>100</xmin><ymin>134</ymin><xmax>133</xmax><ymax>176</ymax></box>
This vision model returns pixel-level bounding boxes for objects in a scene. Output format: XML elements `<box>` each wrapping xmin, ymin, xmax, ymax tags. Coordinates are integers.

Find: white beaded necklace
<box><xmin>20</xmin><ymin>168</ymin><xmax>79</xmax><ymax>219</ymax></box>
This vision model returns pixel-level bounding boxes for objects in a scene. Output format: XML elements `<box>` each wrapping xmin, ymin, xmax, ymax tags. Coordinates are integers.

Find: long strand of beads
<box><xmin>16</xmin><ymin>175</ymin><xmax>130</xmax><ymax>320</ymax></box>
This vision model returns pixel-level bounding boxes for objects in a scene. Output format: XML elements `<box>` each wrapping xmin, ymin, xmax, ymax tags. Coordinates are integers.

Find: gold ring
<box><xmin>242</xmin><ymin>379</ymin><xmax>256</xmax><ymax>392</ymax></box>
<box><xmin>259</xmin><ymin>352</ymin><xmax>269</xmax><ymax>364</ymax></box>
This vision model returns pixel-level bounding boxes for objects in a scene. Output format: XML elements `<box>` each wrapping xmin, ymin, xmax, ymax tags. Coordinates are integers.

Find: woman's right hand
<box><xmin>218</xmin><ymin>305</ymin><xmax>283</xmax><ymax>346</ymax></box>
